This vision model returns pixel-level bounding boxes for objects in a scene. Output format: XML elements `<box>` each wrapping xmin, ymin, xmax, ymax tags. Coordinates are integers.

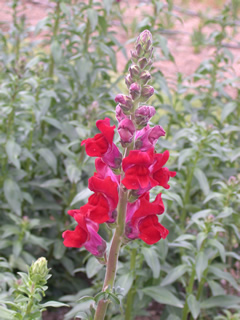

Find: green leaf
<box><xmin>51</xmin><ymin>40</ymin><xmax>62</xmax><ymax>63</ymax></box>
<box><xmin>0</xmin><ymin>306</ymin><xmax>17</xmax><ymax>319</ymax></box>
<box><xmin>142</xmin><ymin>247</ymin><xmax>161</xmax><ymax>279</ymax></box>
<box><xmin>115</xmin><ymin>272</ymin><xmax>134</xmax><ymax>296</ymax></box>
<box><xmin>71</xmin><ymin>188</ymin><xmax>93</xmax><ymax>206</ymax></box>
<box><xmin>103</xmin><ymin>0</ymin><xmax>113</xmax><ymax>15</ymax></box>
<box><xmin>208</xmin><ymin>239</ymin><xmax>225</xmax><ymax>262</ymax></box>
<box><xmin>108</xmin><ymin>293</ymin><xmax>121</xmax><ymax>305</ymax></box>
<box><xmin>40</xmin><ymin>301</ymin><xmax>69</xmax><ymax>308</ymax></box>
<box><xmin>221</xmin><ymin>102</ymin><xmax>237</xmax><ymax>122</ymax></box>
<box><xmin>187</xmin><ymin>294</ymin><xmax>200</xmax><ymax>319</ymax></box>
<box><xmin>86</xmin><ymin>257</ymin><xmax>104</xmax><ymax>278</ymax></box>
<box><xmin>194</xmin><ymin>168</ymin><xmax>210</xmax><ymax>196</ymax></box>
<box><xmin>178</xmin><ymin>148</ymin><xmax>195</xmax><ymax>170</ymax></box>
<box><xmin>208</xmin><ymin>267</ymin><xmax>239</xmax><ymax>290</ymax></box>
<box><xmin>38</xmin><ymin>148</ymin><xmax>57</xmax><ymax>174</ymax></box>
<box><xmin>142</xmin><ymin>286</ymin><xmax>183</xmax><ymax>308</ymax></box>
<box><xmin>208</xmin><ymin>280</ymin><xmax>225</xmax><ymax>296</ymax></box>
<box><xmin>87</xmin><ymin>9</ymin><xmax>98</xmax><ymax>31</ymax></box>
<box><xmin>66</xmin><ymin>164</ymin><xmax>81</xmax><ymax>184</ymax></box>
<box><xmin>161</xmin><ymin>265</ymin><xmax>188</xmax><ymax>287</ymax></box>
<box><xmin>6</xmin><ymin>140</ymin><xmax>21</xmax><ymax>169</ymax></box>
<box><xmin>53</xmin><ymin>239</ymin><xmax>66</xmax><ymax>260</ymax></box>
<box><xmin>203</xmin><ymin>192</ymin><xmax>223</xmax><ymax>203</ymax></box>
<box><xmin>201</xmin><ymin>295</ymin><xmax>240</xmax><ymax>309</ymax></box>
<box><xmin>40</xmin><ymin>179</ymin><xmax>64</xmax><ymax>189</ymax></box>
<box><xmin>195</xmin><ymin>251</ymin><xmax>208</xmax><ymax>282</ymax></box>
<box><xmin>4</xmin><ymin>179</ymin><xmax>22</xmax><ymax>216</ymax></box>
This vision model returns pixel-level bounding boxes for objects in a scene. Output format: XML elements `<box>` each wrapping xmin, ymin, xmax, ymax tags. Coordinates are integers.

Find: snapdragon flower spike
<box><xmin>125</xmin><ymin>192</ymin><xmax>168</xmax><ymax>244</ymax></box>
<box><xmin>81</xmin><ymin>117</ymin><xmax>122</xmax><ymax>169</ymax></box>
<box><xmin>63</xmin><ymin>213</ymin><xmax>106</xmax><ymax>259</ymax></box>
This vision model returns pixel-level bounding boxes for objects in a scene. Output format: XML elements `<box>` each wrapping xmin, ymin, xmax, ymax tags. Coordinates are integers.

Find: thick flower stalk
<box><xmin>63</xmin><ymin>30</ymin><xmax>176</xmax><ymax>319</ymax></box>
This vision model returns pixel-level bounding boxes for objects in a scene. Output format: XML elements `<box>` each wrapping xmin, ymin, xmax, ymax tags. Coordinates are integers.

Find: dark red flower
<box><xmin>138</xmin><ymin>215</ymin><xmax>169</xmax><ymax>244</ymax></box>
<box><xmin>62</xmin><ymin>213</ymin><xmax>106</xmax><ymax>258</ymax></box>
<box><xmin>81</xmin><ymin>118</ymin><xmax>115</xmax><ymax>157</ymax></box>
<box><xmin>121</xmin><ymin>148</ymin><xmax>157</xmax><ymax>190</ymax></box>
<box><xmin>125</xmin><ymin>192</ymin><xmax>168</xmax><ymax>245</ymax></box>
<box><xmin>81</xmin><ymin>118</ymin><xmax>122</xmax><ymax>169</ymax></box>
<box><xmin>151</xmin><ymin>151</ymin><xmax>176</xmax><ymax>189</ymax></box>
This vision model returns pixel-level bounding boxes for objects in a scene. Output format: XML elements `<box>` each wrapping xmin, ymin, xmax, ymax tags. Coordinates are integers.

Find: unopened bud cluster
<box><xmin>115</xmin><ymin>30</ymin><xmax>156</xmax><ymax>146</ymax></box>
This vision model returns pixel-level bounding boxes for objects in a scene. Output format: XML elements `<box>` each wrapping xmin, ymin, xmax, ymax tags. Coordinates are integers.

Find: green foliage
<box><xmin>0</xmin><ymin>257</ymin><xmax>67</xmax><ymax>319</ymax></box>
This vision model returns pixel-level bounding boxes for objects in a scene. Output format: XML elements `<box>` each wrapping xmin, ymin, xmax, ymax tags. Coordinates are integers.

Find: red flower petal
<box><xmin>81</xmin><ymin>133</ymin><xmax>109</xmax><ymax>157</ymax></box>
<box><xmin>132</xmin><ymin>193</ymin><xmax>164</xmax><ymax>223</ymax></box>
<box><xmin>122</xmin><ymin>165</ymin><xmax>151</xmax><ymax>190</ymax></box>
<box><xmin>88</xmin><ymin>176</ymin><xmax>119</xmax><ymax>209</ymax></box>
<box><xmin>138</xmin><ymin>215</ymin><xmax>169</xmax><ymax>245</ymax></box>
<box><xmin>96</xmin><ymin>118</ymin><xmax>115</xmax><ymax>144</ymax></box>
<box><xmin>122</xmin><ymin>148</ymin><xmax>154</xmax><ymax>172</ymax></box>
<box><xmin>80</xmin><ymin>193</ymin><xmax>110</xmax><ymax>224</ymax></box>
<box><xmin>153</xmin><ymin>167</ymin><xmax>176</xmax><ymax>189</ymax></box>
<box><xmin>62</xmin><ymin>225</ymin><xmax>88</xmax><ymax>248</ymax></box>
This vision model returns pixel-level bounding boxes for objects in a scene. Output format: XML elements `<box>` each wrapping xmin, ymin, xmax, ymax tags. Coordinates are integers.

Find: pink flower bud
<box><xmin>118</xmin><ymin>118</ymin><xmax>135</xmax><ymax>146</ymax></box>
<box><xmin>138</xmin><ymin>57</ymin><xmax>148</xmax><ymax>69</ymax></box>
<box><xmin>135</xmin><ymin>125</ymin><xmax>165</xmax><ymax>151</ymax></box>
<box><xmin>116</xmin><ymin>104</ymin><xmax>128</xmax><ymax>122</ymax></box>
<box><xmin>136</xmin><ymin>43</ymin><xmax>143</xmax><ymax>57</ymax></box>
<box><xmin>115</xmin><ymin>94</ymin><xmax>133</xmax><ymax>113</ymax></box>
<box><xmin>130</xmin><ymin>50</ymin><xmax>138</xmax><ymax>63</ymax></box>
<box><xmin>141</xmin><ymin>85</ymin><xmax>154</xmax><ymax>102</ymax></box>
<box><xmin>145</xmin><ymin>47</ymin><xmax>153</xmax><ymax>59</ymax></box>
<box><xmin>129</xmin><ymin>82</ymin><xmax>141</xmax><ymax>100</ymax></box>
<box><xmin>129</xmin><ymin>65</ymin><xmax>140</xmax><ymax>79</ymax></box>
<box><xmin>136</xmin><ymin>30</ymin><xmax>153</xmax><ymax>51</ymax></box>
<box><xmin>139</xmin><ymin>70</ymin><xmax>151</xmax><ymax>85</ymax></box>
<box><xmin>135</xmin><ymin>106</ymin><xmax>156</xmax><ymax>128</ymax></box>
<box><xmin>125</xmin><ymin>74</ymin><xmax>133</xmax><ymax>88</ymax></box>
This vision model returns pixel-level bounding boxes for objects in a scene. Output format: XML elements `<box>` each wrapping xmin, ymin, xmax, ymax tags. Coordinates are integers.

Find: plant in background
<box><xmin>63</xmin><ymin>30</ymin><xmax>176</xmax><ymax>319</ymax></box>
<box><xmin>0</xmin><ymin>257</ymin><xmax>67</xmax><ymax>319</ymax></box>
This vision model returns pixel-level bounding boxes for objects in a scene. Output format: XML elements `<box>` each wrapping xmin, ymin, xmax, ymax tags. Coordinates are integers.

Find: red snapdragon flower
<box><xmin>81</xmin><ymin>118</ymin><xmax>115</xmax><ymax>157</ymax></box>
<box><xmin>62</xmin><ymin>212</ymin><xmax>106</xmax><ymax>258</ymax></box>
<box><xmin>151</xmin><ymin>150</ymin><xmax>176</xmax><ymax>189</ymax></box>
<box><xmin>125</xmin><ymin>192</ymin><xmax>168</xmax><ymax>244</ymax></box>
<box><xmin>122</xmin><ymin>148</ymin><xmax>176</xmax><ymax>193</ymax></box>
<box><xmin>121</xmin><ymin>148</ymin><xmax>157</xmax><ymax>190</ymax></box>
<box><xmin>81</xmin><ymin>118</ymin><xmax>122</xmax><ymax>169</ymax></box>
<box><xmin>68</xmin><ymin>175</ymin><xmax>119</xmax><ymax>224</ymax></box>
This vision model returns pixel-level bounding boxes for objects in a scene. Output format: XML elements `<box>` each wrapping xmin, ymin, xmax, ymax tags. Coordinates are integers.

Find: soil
<box><xmin>0</xmin><ymin>0</ymin><xmax>239</xmax><ymax>319</ymax></box>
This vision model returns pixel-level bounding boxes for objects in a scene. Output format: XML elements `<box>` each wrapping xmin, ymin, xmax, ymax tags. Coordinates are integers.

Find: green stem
<box><xmin>125</xmin><ymin>248</ymin><xmax>137</xmax><ymax>320</ymax></box>
<box><xmin>25</xmin><ymin>284</ymin><xmax>35</xmax><ymax>315</ymax></box>
<box><xmin>49</xmin><ymin>1</ymin><xmax>61</xmax><ymax>77</ymax></box>
<box><xmin>93</xmin><ymin>118</ymin><xmax>137</xmax><ymax>319</ymax></box>
<box><xmin>181</xmin><ymin>154</ymin><xmax>199</xmax><ymax>228</ymax></box>
<box><xmin>181</xmin><ymin>266</ymin><xmax>196</xmax><ymax>320</ymax></box>
<box><xmin>93</xmin><ymin>187</ymin><xmax>129</xmax><ymax>320</ymax></box>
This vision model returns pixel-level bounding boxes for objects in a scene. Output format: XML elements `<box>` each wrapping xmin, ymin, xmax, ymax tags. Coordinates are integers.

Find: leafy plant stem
<box><xmin>49</xmin><ymin>1</ymin><xmax>60</xmax><ymax>78</ymax></box>
<box><xmin>84</xmin><ymin>0</ymin><xmax>93</xmax><ymax>53</ymax></box>
<box><xmin>25</xmin><ymin>283</ymin><xmax>35</xmax><ymax>315</ymax></box>
<box><xmin>125</xmin><ymin>248</ymin><xmax>137</xmax><ymax>320</ymax></box>
<box><xmin>181</xmin><ymin>265</ymin><xmax>196</xmax><ymax>320</ymax></box>
<box><xmin>181</xmin><ymin>154</ymin><xmax>199</xmax><ymax>228</ymax></box>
